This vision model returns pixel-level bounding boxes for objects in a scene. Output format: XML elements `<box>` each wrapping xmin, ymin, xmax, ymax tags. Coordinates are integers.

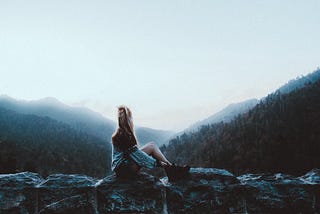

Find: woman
<box><xmin>111</xmin><ymin>105</ymin><xmax>189</xmax><ymax>180</ymax></box>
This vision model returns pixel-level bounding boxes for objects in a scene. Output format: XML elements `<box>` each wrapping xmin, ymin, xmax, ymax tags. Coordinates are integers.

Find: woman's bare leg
<box><xmin>140</xmin><ymin>142</ymin><xmax>172</xmax><ymax>166</ymax></box>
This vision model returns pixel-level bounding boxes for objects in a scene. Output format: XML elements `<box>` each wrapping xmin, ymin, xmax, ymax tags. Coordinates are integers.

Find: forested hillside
<box><xmin>185</xmin><ymin>99</ymin><xmax>259</xmax><ymax>133</ymax></box>
<box><xmin>0</xmin><ymin>96</ymin><xmax>116</xmax><ymax>141</ymax></box>
<box><xmin>0</xmin><ymin>108</ymin><xmax>111</xmax><ymax>178</ymax></box>
<box><xmin>0</xmin><ymin>96</ymin><xmax>174</xmax><ymax>147</ymax></box>
<box><xmin>162</xmin><ymin>71</ymin><xmax>320</xmax><ymax>175</ymax></box>
<box><xmin>277</xmin><ymin>70</ymin><xmax>320</xmax><ymax>94</ymax></box>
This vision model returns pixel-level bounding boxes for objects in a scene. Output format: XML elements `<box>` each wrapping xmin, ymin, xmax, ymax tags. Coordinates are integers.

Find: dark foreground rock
<box><xmin>97</xmin><ymin>173</ymin><xmax>164</xmax><ymax>213</ymax></box>
<box><xmin>37</xmin><ymin>174</ymin><xmax>98</xmax><ymax>213</ymax></box>
<box><xmin>0</xmin><ymin>168</ymin><xmax>319</xmax><ymax>213</ymax></box>
<box><xmin>0</xmin><ymin>172</ymin><xmax>42</xmax><ymax>213</ymax></box>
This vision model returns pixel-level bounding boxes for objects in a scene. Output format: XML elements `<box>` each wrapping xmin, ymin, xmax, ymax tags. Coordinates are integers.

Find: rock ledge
<box><xmin>0</xmin><ymin>168</ymin><xmax>319</xmax><ymax>213</ymax></box>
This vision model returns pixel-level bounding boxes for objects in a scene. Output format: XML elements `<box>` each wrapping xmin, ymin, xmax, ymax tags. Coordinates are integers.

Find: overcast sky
<box><xmin>1</xmin><ymin>0</ymin><xmax>319</xmax><ymax>131</ymax></box>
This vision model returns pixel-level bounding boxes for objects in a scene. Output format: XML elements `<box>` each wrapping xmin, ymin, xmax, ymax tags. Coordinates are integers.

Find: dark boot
<box><xmin>164</xmin><ymin>163</ymin><xmax>190</xmax><ymax>182</ymax></box>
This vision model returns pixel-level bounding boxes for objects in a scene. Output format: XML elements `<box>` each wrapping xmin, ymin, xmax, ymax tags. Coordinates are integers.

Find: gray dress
<box><xmin>111</xmin><ymin>144</ymin><xmax>157</xmax><ymax>172</ymax></box>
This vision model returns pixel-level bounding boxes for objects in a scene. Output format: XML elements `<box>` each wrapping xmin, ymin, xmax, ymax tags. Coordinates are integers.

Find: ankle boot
<box><xmin>164</xmin><ymin>163</ymin><xmax>190</xmax><ymax>182</ymax></box>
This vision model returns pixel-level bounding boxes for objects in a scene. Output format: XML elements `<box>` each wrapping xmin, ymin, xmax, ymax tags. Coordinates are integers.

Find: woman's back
<box><xmin>112</xmin><ymin>128</ymin><xmax>137</xmax><ymax>152</ymax></box>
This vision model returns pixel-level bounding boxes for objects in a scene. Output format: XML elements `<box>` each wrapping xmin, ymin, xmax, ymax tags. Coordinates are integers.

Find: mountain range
<box><xmin>162</xmin><ymin>68</ymin><xmax>320</xmax><ymax>175</ymax></box>
<box><xmin>0</xmin><ymin>96</ymin><xmax>174</xmax><ymax>146</ymax></box>
<box><xmin>1</xmin><ymin>68</ymin><xmax>319</xmax><ymax>176</ymax></box>
<box><xmin>0</xmin><ymin>107</ymin><xmax>110</xmax><ymax>177</ymax></box>
<box><xmin>0</xmin><ymin>96</ymin><xmax>173</xmax><ymax>176</ymax></box>
<box><xmin>185</xmin><ymin>98</ymin><xmax>259</xmax><ymax>133</ymax></box>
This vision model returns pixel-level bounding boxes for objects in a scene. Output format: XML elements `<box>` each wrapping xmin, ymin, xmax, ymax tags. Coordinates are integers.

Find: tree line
<box><xmin>0</xmin><ymin>108</ymin><xmax>111</xmax><ymax>178</ymax></box>
<box><xmin>161</xmin><ymin>78</ymin><xmax>320</xmax><ymax>175</ymax></box>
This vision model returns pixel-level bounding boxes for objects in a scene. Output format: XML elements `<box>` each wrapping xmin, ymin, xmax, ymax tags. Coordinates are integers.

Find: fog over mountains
<box><xmin>2</xmin><ymin>68</ymin><xmax>319</xmax><ymax>147</ymax></box>
<box><xmin>162</xmin><ymin>69</ymin><xmax>320</xmax><ymax>175</ymax></box>
<box><xmin>1</xmin><ymin>68</ymin><xmax>319</xmax><ymax>177</ymax></box>
<box><xmin>0</xmin><ymin>96</ymin><xmax>115</xmax><ymax>140</ymax></box>
<box><xmin>0</xmin><ymin>106</ymin><xmax>110</xmax><ymax>177</ymax></box>
<box><xmin>185</xmin><ymin>99</ymin><xmax>259</xmax><ymax>133</ymax></box>
<box><xmin>0</xmin><ymin>95</ymin><xmax>261</xmax><ymax>147</ymax></box>
<box><xmin>180</xmin><ymin>68</ymin><xmax>320</xmax><ymax>136</ymax></box>
<box><xmin>0</xmin><ymin>96</ymin><xmax>174</xmax><ymax>176</ymax></box>
<box><xmin>0</xmin><ymin>95</ymin><xmax>174</xmax><ymax>146</ymax></box>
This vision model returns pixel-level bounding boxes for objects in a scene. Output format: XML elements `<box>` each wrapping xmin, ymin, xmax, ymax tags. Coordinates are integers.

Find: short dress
<box><xmin>111</xmin><ymin>143</ymin><xmax>158</xmax><ymax>174</ymax></box>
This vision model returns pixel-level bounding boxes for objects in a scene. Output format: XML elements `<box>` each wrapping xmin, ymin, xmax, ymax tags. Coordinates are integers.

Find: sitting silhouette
<box><xmin>111</xmin><ymin>105</ymin><xmax>189</xmax><ymax>181</ymax></box>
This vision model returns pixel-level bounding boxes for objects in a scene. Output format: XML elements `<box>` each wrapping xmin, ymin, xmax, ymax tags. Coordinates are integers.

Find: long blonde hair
<box><xmin>112</xmin><ymin>105</ymin><xmax>138</xmax><ymax>147</ymax></box>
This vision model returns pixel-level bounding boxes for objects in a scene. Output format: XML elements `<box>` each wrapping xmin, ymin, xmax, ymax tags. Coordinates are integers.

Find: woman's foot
<box><xmin>157</xmin><ymin>160</ymin><xmax>172</xmax><ymax>167</ymax></box>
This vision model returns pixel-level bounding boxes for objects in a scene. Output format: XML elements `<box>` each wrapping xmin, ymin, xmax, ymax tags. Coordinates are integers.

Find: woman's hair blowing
<box><xmin>113</xmin><ymin>105</ymin><xmax>137</xmax><ymax>147</ymax></box>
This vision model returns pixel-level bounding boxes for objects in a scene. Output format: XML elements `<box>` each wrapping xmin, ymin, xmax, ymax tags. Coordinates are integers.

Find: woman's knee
<box><xmin>143</xmin><ymin>141</ymin><xmax>155</xmax><ymax>148</ymax></box>
<box><xmin>147</xmin><ymin>142</ymin><xmax>158</xmax><ymax>150</ymax></box>
<box><xmin>149</xmin><ymin>141</ymin><xmax>157</xmax><ymax>147</ymax></box>
<box><xmin>141</xmin><ymin>142</ymin><xmax>158</xmax><ymax>154</ymax></box>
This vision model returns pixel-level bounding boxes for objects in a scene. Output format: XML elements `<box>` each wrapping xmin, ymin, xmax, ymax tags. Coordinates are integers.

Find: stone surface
<box><xmin>37</xmin><ymin>174</ymin><xmax>98</xmax><ymax>214</ymax></box>
<box><xmin>0</xmin><ymin>168</ymin><xmax>319</xmax><ymax>213</ymax></box>
<box><xmin>237</xmin><ymin>170</ymin><xmax>320</xmax><ymax>213</ymax></box>
<box><xmin>164</xmin><ymin>168</ymin><xmax>243</xmax><ymax>213</ymax></box>
<box><xmin>97</xmin><ymin>172</ymin><xmax>164</xmax><ymax>213</ymax></box>
<box><xmin>0</xmin><ymin>172</ymin><xmax>43</xmax><ymax>214</ymax></box>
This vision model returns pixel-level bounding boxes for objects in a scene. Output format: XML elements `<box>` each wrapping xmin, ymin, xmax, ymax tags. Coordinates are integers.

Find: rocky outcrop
<box><xmin>0</xmin><ymin>168</ymin><xmax>319</xmax><ymax>213</ymax></box>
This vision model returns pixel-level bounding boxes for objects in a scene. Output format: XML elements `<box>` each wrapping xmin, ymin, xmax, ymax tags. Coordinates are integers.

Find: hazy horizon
<box><xmin>0</xmin><ymin>93</ymin><xmax>261</xmax><ymax>132</ymax></box>
<box><xmin>1</xmin><ymin>0</ymin><xmax>319</xmax><ymax>131</ymax></box>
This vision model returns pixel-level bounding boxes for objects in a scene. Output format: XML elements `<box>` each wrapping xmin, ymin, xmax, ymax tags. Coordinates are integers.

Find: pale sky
<box><xmin>1</xmin><ymin>0</ymin><xmax>319</xmax><ymax>131</ymax></box>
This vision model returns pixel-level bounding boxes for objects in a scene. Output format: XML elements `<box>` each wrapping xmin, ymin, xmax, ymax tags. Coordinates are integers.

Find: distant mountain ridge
<box><xmin>186</xmin><ymin>99</ymin><xmax>259</xmax><ymax>133</ymax></box>
<box><xmin>3</xmin><ymin>68</ymin><xmax>320</xmax><ymax>177</ymax></box>
<box><xmin>0</xmin><ymin>107</ymin><xmax>111</xmax><ymax>177</ymax></box>
<box><xmin>0</xmin><ymin>96</ymin><xmax>174</xmax><ymax>146</ymax></box>
<box><xmin>0</xmin><ymin>95</ymin><xmax>116</xmax><ymax>142</ymax></box>
<box><xmin>162</xmin><ymin>69</ymin><xmax>320</xmax><ymax>175</ymax></box>
<box><xmin>169</xmin><ymin>68</ymin><xmax>320</xmax><ymax>139</ymax></box>
<box><xmin>164</xmin><ymin>99</ymin><xmax>259</xmax><ymax>144</ymax></box>
<box><xmin>135</xmin><ymin>127</ymin><xmax>175</xmax><ymax>147</ymax></box>
<box><xmin>0</xmin><ymin>96</ymin><xmax>175</xmax><ymax>176</ymax></box>
<box><xmin>276</xmin><ymin>68</ymin><xmax>320</xmax><ymax>94</ymax></box>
